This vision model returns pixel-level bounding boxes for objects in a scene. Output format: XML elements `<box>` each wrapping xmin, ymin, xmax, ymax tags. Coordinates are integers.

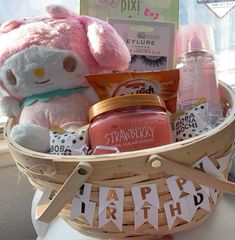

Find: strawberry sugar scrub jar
<box><xmin>88</xmin><ymin>94</ymin><xmax>173</xmax><ymax>154</ymax></box>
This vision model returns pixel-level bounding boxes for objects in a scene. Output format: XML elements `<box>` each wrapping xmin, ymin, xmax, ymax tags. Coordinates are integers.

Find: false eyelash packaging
<box><xmin>108</xmin><ymin>18</ymin><xmax>176</xmax><ymax>71</ymax></box>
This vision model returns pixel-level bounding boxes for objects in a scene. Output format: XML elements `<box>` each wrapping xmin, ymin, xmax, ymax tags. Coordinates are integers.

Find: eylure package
<box><xmin>108</xmin><ymin>18</ymin><xmax>176</xmax><ymax>71</ymax></box>
<box><xmin>80</xmin><ymin>0</ymin><xmax>179</xmax><ymax>24</ymax></box>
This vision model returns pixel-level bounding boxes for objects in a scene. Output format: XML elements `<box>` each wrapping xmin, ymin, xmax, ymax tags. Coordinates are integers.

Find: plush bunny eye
<box><xmin>63</xmin><ymin>56</ymin><xmax>77</xmax><ymax>72</ymax></box>
<box><xmin>6</xmin><ymin>69</ymin><xmax>17</xmax><ymax>85</ymax></box>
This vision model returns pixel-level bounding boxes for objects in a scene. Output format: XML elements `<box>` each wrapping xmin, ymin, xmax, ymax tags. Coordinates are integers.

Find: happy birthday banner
<box><xmin>39</xmin><ymin>153</ymin><xmax>232</xmax><ymax>231</ymax></box>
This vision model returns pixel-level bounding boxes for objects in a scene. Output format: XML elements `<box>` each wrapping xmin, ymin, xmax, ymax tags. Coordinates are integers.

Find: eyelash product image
<box><xmin>108</xmin><ymin>18</ymin><xmax>176</xmax><ymax>71</ymax></box>
<box><xmin>131</xmin><ymin>55</ymin><xmax>167</xmax><ymax>71</ymax></box>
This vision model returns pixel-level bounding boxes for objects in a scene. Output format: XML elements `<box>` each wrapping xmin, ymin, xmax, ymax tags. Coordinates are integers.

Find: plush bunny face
<box><xmin>0</xmin><ymin>6</ymin><xmax>130</xmax><ymax>99</ymax></box>
<box><xmin>0</xmin><ymin>46</ymin><xmax>89</xmax><ymax>98</ymax></box>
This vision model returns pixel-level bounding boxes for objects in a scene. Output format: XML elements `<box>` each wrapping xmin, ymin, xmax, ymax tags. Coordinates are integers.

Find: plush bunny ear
<box><xmin>46</xmin><ymin>4</ymin><xmax>75</xmax><ymax>19</ymax></box>
<box><xmin>79</xmin><ymin>16</ymin><xmax>131</xmax><ymax>71</ymax></box>
<box><xmin>1</xmin><ymin>20</ymin><xmax>23</xmax><ymax>33</ymax></box>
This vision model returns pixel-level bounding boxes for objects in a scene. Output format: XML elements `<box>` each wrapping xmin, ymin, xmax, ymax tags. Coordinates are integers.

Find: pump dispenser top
<box><xmin>176</xmin><ymin>23</ymin><xmax>215</xmax><ymax>59</ymax></box>
<box><xmin>188</xmin><ymin>33</ymin><xmax>203</xmax><ymax>52</ymax></box>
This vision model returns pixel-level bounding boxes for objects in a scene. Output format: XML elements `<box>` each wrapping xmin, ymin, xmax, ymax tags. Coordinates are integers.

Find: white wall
<box><xmin>0</xmin><ymin>0</ymin><xmax>79</xmax><ymax>23</ymax></box>
<box><xmin>0</xmin><ymin>164</ymin><xmax>37</xmax><ymax>240</ymax></box>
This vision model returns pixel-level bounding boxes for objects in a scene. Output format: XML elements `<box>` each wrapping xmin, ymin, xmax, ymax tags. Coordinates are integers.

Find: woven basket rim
<box><xmin>4</xmin><ymin>81</ymin><xmax>235</xmax><ymax>163</ymax></box>
<box><xmin>5</xmin><ymin>81</ymin><xmax>235</xmax><ymax>238</ymax></box>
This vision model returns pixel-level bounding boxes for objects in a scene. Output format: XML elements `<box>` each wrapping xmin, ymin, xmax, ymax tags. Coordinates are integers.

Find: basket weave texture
<box><xmin>4</xmin><ymin>82</ymin><xmax>235</xmax><ymax>239</ymax></box>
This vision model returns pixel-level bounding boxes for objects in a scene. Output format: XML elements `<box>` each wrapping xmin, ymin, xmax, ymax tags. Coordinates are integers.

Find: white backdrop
<box><xmin>0</xmin><ymin>0</ymin><xmax>79</xmax><ymax>23</ymax></box>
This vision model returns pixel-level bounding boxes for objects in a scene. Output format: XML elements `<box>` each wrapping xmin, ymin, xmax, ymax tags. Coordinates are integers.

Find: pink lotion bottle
<box><xmin>176</xmin><ymin>24</ymin><xmax>223</xmax><ymax>127</ymax></box>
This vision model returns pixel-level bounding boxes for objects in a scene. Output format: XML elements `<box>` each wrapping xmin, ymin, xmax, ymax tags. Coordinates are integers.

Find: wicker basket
<box><xmin>4</xmin><ymin>81</ymin><xmax>235</xmax><ymax>240</ymax></box>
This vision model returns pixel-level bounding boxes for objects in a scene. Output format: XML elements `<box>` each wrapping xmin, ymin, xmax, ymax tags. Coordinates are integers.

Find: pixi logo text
<box><xmin>121</xmin><ymin>0</ymin><xmax>140</xmax><ymax>13</ymax></box>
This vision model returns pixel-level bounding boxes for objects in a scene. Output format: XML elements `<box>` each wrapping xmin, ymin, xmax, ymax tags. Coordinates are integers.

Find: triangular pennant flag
<box><xmin>70</xmin><ymin>183</ymin><xmax>96</xmax><ymax>225</ymax></box>
<box><xmin>166</xmin><ymin>176</ymin><xmax>196</xmax><ymax>202</ymax></box>
<box><xmin>206</xmin><ymin>2</ymin><xmax>235</xmax><ymax>18</ymax></box>
<box><xmin>185</xmin><ymin>189</ymin><xmax>210</xmax><ymax>219</ymax></box>
<box><xmin>217</xmin><ymin>152</ymin><xmax>232</xmax><ymax>173</ymax></box>
<box><xmin>131</xmin><ymin>183</ymin><xmax>159</xmax><ymax>212</ymax></box>
<box><xmin>134</xmin><ymin>203</ymin><xmax>158</xmax><ymax>230</ymax></box>
<box><xmin>70</xmin><ymin>196</ymin><xmax>96</xmax><ymax>225</ymax></box>
<box><xmin>198</xmin><ymin>185</ymin><xmax>219</xmax><ymax>204</ymax></box>
<box><xmin>99</xmin><ymin>187</ymin><xmax>124</xmax><ymax>231</ymax></box>
<box><xmin>164</xmin><ymin>198</ymin><xmax>191</xmax><ymax>230</ymax></box>
<box><xmin>193</xmin><ymin>155</ymin><xmax>223</xmax><ymax>178</ymax></box>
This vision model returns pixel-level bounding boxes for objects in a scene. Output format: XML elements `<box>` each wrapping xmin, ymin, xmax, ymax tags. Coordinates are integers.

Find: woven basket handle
<box><xmin>35</xmin><ymin>162</ymin><xmax>93</xmax><ymax>223</ymax></box>
<box><xmin>148</xmin><ymin>154</ymin><xmax>235</xmax><ymax>195</ymax></box>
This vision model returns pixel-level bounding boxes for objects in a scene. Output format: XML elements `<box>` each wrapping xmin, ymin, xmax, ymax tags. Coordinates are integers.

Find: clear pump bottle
<box><xmin>174</xmin><ymin>24</ymin><xmax>223</xmax><ymax>141</ymax></box>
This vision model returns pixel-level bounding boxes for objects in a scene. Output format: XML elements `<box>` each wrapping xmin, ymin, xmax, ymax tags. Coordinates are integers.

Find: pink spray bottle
<box><xmin>174</xmin><ymin>24</ymin><xmax>223</xmax><ymax>141</ymax></box>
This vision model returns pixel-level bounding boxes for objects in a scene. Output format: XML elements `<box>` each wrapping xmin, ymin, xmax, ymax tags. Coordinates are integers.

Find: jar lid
<box><xmin>89</xmin><ymin>94</ymin><xmax>166</xmax><ymax>122</ymax></box>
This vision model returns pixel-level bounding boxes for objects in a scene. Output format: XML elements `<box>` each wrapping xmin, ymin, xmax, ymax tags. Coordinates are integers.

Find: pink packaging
<box><xmin>174</xmin><ymin>23</ymin><xmax>223</xmax><ymax>142</ymax></box>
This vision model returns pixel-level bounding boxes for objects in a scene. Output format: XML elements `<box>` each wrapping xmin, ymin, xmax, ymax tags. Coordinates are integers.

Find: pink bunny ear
<box><xmin>1</xmin><ymin>20</ymin><xmax>23</xmax><ymax>33</ymax></box>
<box><xmin>79</xmin><ymin>16</ymin><xmax>131</xmax><ymax>71</ymax></box>
<box><xmin>46</xmin><ymin>4</ymin><xmax>75</xmax><ymax>19</ymax></box>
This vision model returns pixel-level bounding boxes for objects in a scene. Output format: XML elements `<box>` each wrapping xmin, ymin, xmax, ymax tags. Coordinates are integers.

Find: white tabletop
<box><xmin>32</xmin><ymin>190</ymin><xmax>235</xmax><ymax>240</ymax></box>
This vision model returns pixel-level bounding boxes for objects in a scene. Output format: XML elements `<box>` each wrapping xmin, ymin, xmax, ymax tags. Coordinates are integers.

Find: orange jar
<box><xmin>88</xmin><ymin>94</ymin><xmax>173</xmax><ymax>154</ymax></box>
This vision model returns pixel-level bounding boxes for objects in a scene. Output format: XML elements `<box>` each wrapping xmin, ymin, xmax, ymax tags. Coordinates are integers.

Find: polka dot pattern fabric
<box><xmin>174</xmin><ymin>102</ymin><xmax>211</xmax><ymax>142</ymax></box>
<box><xmin>50</xmin><ymin>129</ymin><xmax>89</xmax><ymax>155</ymax></box>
